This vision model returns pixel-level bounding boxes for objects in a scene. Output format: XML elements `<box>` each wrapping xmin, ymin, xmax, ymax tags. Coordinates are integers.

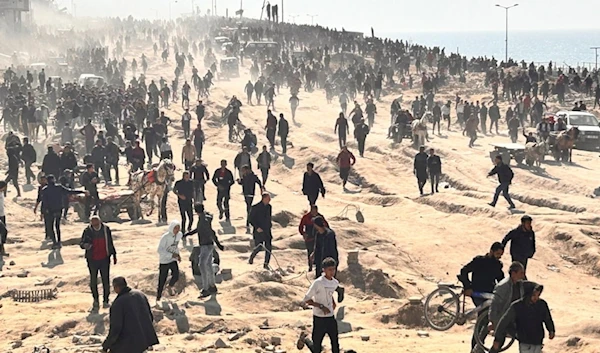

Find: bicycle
<box><xmin>423</xmin><ymin>281</ymin><xmax>515</xmax><ymax>352</ymax></box>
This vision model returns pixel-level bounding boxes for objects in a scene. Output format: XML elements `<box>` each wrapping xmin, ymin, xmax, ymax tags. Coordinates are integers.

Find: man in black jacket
<box><xmin>42</xmin><ymin>175</ymin><xmax>86</xmax><ymax>248</ymax></box>
<box><xmin>211</xmin><ymin>159</ymin><xmax>234</xmax><ymax>221</ymax></box>
<box><xmin>458</xmin><ymin>242</ymin><xmax>505</xmax><ymax>350</ymax></box>
<box><xmin>42</xmin><ymin>146</ymin><xmax>61</xmax><ymax>179</ymax></box>
<box><xmin>502</xmin><ymin>215</ymin><xmax>535</xmax><ymax>275</ymax></box>
<box><xmin>354</xmin><ymin>119</ymin><xmax>370</xmax><ymax>157</ymax></box>
<box><xmin>427</xmin><ymin>148</ymin><xmax>442</xmax><ymax>194</ymax></box>
<box><xmin>60</xmin><ymin>144</ymin><xmax>78</xmax><ymax>176</ymax></box>
<box><xmin>173</xmin><ymin>171</ymin><xmax>195</xmax><ymax>232</ymax></box>
<box><xmin>190</xmin><ymin>159</ymin><xmax>210</xmax><ymax>202</ymax></box>
<box><xmin>256</xmin><ymin>145</ymin><xmax>271</xmax><ymax>185</ymax></box>
<box><xmin>487</xmin><ymin>155</ymin><xmax>516</xmax><ymax>209</ymax></box>
<box><xmin>414</xmin><ymin>146</ymin><xmax>428</xmax><ymax>195</ymax></box>
<box><xmin>102</xmin><ymin>277</ymin><xmax>159</xmax><ymax>353</ymax></box>
<box><xmin>91</xmin><ymin>139</ymin><xmax>108</xmax><ymax>184</ymax></box>
<box><xmin>21</xmin><ymin>137</ymin><xmax>36</xmax><ymax>184</ymax></box>
<box><xmin>105</xmin><ymin>137</ymin><xmax>121</xmax><ymax>185</ymax></box>
<box><xmin>302</xmin><ymin>163</ymin><xmax>325</xmax><ymax>205</ymax></box>
<box><xmin>81</xmin><ymin>164</ymin><xmax>100</xmax><ymax>220</ymax></box>
<box><xmin>278</xmin><ymin>113</ymin><xmax>289</xmax><ymax>154</ymax></box>
<box><xmin>238</xmin><ymin>165</ymin><xmax>263</xmax><ymax>228</ymax></box>
<box><xmin>249</xmin><ymin>192</ymin><xmax>273</xmax><ymax>269</ymax></box>
<box><xmin>184</xmin><ymin>203</ymin><xmax>224</xmax><ymax>298</ymax></box>
<box><xmin>80</xmin><ymin>215</ymin><xmax>117</xmax><ymax>311</ymax></box>
<box><xmin>491</xmin><ymin>282</ymin><xmax>555</xmax><ymax>353</ymax></box>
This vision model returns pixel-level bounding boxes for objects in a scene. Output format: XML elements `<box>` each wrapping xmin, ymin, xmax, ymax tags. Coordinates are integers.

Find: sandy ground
<box><xmin>1</xmin><ymin>41</ymin><xmax>600</xmax><ymax>353</ymax></box>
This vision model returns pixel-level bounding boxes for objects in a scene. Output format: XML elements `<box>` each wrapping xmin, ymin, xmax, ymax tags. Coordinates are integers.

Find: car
<box><xmin>77</xmin><ymin>74</ymin><xmax>105</xmax><ymax>88</ymax></box>
<box><xmin>243</xmin><ymin>41</ymin><xmax>280</xmax><ymax>56</ymax></box>
<box><xmin>554</xmin><ymin>110</ymin><xmax>600</xmax><ymax>150</ymax></box>
<box><xmin>219</xmin><ymin>57</ymin><xmax>239</xmax><ymax>79</ymax></box>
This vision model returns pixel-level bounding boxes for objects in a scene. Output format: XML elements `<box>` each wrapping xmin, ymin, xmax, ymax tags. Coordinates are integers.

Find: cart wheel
<box><xmin>127</xmin><ymin>206</ymin><xmax>139</xmax><ymax>221</ymax></box>
<box><xmin>99</xmin><ymin>204</ymin><xmax>117</xmax><ymax>223</ymax></box>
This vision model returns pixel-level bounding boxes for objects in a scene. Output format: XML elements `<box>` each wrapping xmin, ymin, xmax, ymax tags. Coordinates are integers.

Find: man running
<box><xmin>302</xmin><ymin>163</ymin><xmax>325</xmax><ymax>205</ymax></box>
<box><xmin>237</xmin><ymin>165</ymin><xmax>263</xmax><ymax>228</ymax></box>
<box><xmin>298</xmin><ymin>205</ymin><xmax>328</xmax><ymax>272</ymax></box>
<box><xmin>336</xmin><ymin>146</ymin><xmax>356</xmax><ymax>190</ymax></box>
<box><xmin>297</xmin><ymin>257</ymin><xmax>340</xmax><ymax>353</ymax></box>
<box><xmin>248</xmin><ymin>192</ymin><xmax>273</xmax><ymax>269</ymax></box>
<box><xmin>211</xmin><ymin>160</ymin><xmax>234</xmax><ymax>221</ymax></box>
<box><xmin>173</xmin><ymin>171</ymin><xmax>194</xmax><ymax>232</ymax></box>
<box><xmin>501</xmin><ymin>215</ymin><xmax>535</xmax><ymax>276</ymax></box>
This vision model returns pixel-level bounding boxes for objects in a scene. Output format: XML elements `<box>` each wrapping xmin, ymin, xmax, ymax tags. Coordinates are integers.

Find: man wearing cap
<box><xmin>42</xmin><ymin>174</ymin><xmax>87</xmax><ymax>248</ymax></box>
<box><xmin>249</xmin><ymin>192</ymin><xmax>273</xmax><ymax>269</ymax></box>
<box><xmin>502</xmin><ymin>215</ymin><xmax>536</xmax><ymax>276</ymax></box>
<box><xmin>80</xmin><ymin>215</ymin><xmax>117</xmax><ymax>311</ymax></box>
<box><xmin>21</xmin><ymin>137</ymin><xmax>36</xmax><ymax>185</ymax></box>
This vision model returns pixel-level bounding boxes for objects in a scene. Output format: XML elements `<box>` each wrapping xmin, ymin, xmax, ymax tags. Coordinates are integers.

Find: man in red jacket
<box><xmin>336</xmin><ymin>146</ymin><xmax>356</xmax><ymax>189</ymax></box>
<box><xmin>298</xmin><ymin>205</ymin><xmax>328</xmax><ymax>272</ymax></box>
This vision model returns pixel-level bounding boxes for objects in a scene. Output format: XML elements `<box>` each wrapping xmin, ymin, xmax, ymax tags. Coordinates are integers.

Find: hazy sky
<box><xmin>55</xmin><ymin>0</ymin><xmax>600</xmax><ymax>34</ymax></box>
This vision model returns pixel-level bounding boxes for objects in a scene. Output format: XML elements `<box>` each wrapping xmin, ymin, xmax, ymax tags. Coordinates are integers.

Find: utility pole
<box><xmin>495</xmin><ymin>3</ymin><xmax>519</xmax><ymax>64</ymax></box>
<box><xmin>281</xmin><ymin>0</ymin><xmax>284</xmax><ymax>22</ymax></box>
<box><xmin>591</xmin><ymin>47</ymin><xmax>600</xmax><ymax>70</ymax></box>
<box><xmin>306</xmin><ymin>14</ymin><xmax>318</xmax><ymax>25</ymax></box>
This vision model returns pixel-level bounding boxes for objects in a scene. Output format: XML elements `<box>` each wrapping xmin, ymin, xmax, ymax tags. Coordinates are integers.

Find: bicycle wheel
<box><xmin>474</xmin><ymin>310</ymin><xmax>515</xmax><ymax>352</ymax></box>
<box><xmin>423</xmin><ymin>287</ymin><xmax>460</xmax><ymax>331</ymax></box>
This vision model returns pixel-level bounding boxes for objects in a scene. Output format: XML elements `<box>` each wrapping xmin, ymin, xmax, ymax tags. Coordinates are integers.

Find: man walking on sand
<box><xmin>102</xmin><ymin>277</ymin><xmax>159</xmax><ymax>353</ymax></box>
<box><xmin>156</xmin><ymin>220</ymin><xmax>183</xmax><ymax>305</ymax></box>
<box><xmin>487</xmin><ymin>155</ymin><xmax>516</xmax><ymax>209</ymax></box>
<box><xmin>336</xmin><ymin>146</ymin><xmax>355</xmax><ymax>190</ymax></box>
<box><xmin>184</xmin><ymin>203</ymin><xmax>224</xmax><ymax>298</ymax></box>
<box><xmin>427</xmin><ymin>148</ymin><xmax>442</xmax><ymax>194</ymax></box>
<box><xmin>249</xmin><ymin>192</ymin><xmax>273</xmax><ymax>269</ymax></box>
<box><xmin>297</xmin><ymin>257</ymin><xmax>340</xmax><ymax>353</ymax></box>
<box><xmin>302</xmin><ymin>163</ymin><xmax>326</xmax><ymax>205</ymax></box>
<box><xmin>501</xmin><ymin>215</ymin><xmax>535</xmax><ymax>276</ymax></box>
<box><xmin>298</xmin><ymin>205</ymin><xmax>328</xmax><ymax>272</ymax></box>
<box><xmin>414</xmin><ymin>146</ymin><xmax>428</xmax><ymax>195</ymax></box>
<box><xmin>80</xmin><ymin>215</ymin><xmax>117</xmax><ymax>312</ymax></box>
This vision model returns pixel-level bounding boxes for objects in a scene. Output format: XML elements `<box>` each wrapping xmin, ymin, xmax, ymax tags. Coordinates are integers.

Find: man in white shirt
<box><xmin>297</xmin><ymin>257</ymin><xmax>340</xmax><ymax>353</ymax></box>
<box><xmin>156</xmin><ymin>220</ymin><xmax>183</xmax><ymax>304</ymax></box>
<box><xmin>182</xmin><ymin>109</ymin><xmax>192</xmax><ymax>139</ymax></box>
<box><xmin>442</xmin><ymin>101</ymin><xmax>451</xmax><ymax>131</ymax></box>
<box><xmin>457</xmin><ymin>100</ymin><xmax>465</xmax><ymax>127</ymax></box>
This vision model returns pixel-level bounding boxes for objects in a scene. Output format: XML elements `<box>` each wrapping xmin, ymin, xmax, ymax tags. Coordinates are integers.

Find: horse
<box><xmin>411</xmin><ymin>112</ymin><xmax>431</xmax><ymax>147</ymax></box>
<box><xmin>525</xmin><ymin>141</ymin><xmax>548</xmax><ymax>168</ymax></box>
<box><xmin>553</xmin><ymin>127</ymin><xmax>579</xmax><ymax>163</ymax></box>
<box><xmin>129</xmin><ymin>159</ymin><xmax>175</xmax><ymax>221</ymax></box>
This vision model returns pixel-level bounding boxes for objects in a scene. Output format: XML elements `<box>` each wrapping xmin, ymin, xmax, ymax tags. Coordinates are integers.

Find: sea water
<box><xmin>384</xmin><ymin>30</ymin><xmax>600</xmax><ymax>69</ymax></box>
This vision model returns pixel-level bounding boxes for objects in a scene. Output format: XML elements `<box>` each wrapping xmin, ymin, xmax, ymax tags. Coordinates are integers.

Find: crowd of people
<box><xmin>0</xmin><ymin>9</ymin><xmax>589</xmax><ymax>353</ymax></box>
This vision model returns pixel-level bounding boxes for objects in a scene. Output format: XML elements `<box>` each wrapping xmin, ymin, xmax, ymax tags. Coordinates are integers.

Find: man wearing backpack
<box><xmin>487</xmin><ymin>155</ymin><xmax>516</xmax><ymax>209</ymax></box>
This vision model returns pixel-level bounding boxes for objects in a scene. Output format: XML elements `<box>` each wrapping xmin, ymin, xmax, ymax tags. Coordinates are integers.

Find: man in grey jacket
<box><xmin>474</xmin><ymin>262</ymin><xmax>525</xmax><ymax>353</ymax></box>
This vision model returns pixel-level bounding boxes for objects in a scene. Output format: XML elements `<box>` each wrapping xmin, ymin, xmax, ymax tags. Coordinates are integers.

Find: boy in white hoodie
<box><xmin>157</xmin><ymin>220</ymin><xmax>183</xmax><ymax>304</ymax></box>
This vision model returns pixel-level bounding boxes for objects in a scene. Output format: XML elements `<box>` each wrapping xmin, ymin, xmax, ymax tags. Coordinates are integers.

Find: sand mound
<box><xmin>229</xmin><ymin>282</ymin><xmax>304</xmax><ymax>313</ymax></box>
<box><xmin>272</xmin><ymin>210</ymin><xmax>296</xmax><ymax>227</ymax></box>
<box><xmin>380</xmin><ymin>302</ymin><xmax>425</xmax><ymax>328</ymax></box>
<box><xmin>337</xmin><ymin>265</ymin><xmax>405</xmax><ymax>299</ymax></box>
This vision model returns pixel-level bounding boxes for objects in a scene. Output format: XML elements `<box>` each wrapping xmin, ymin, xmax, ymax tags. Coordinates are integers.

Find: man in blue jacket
<box><xmin>42</xmin><ymin>175</ymin><xmax>87</xmax><ymax>249</ymax></box>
